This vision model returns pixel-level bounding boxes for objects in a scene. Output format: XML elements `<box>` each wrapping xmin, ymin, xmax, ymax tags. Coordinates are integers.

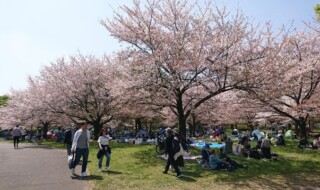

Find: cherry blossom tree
<box><xmin>0</xmin><ymin>90</ymin><xmax>35</xmax><ymax>133</ymax></box>
<box><xmin>26</xmin><ymin>77</ymin><xmax>73</xmax><ymax>137</ymax></box>
<box><xmin>30</xmin><ymin>54</ymin><xmax>117</xmax><ymax>139</ymax></box>
<box><xmin>102</xmin><ymin>0</ymin><xmax>271</xmax><ymax>137</ymax></box>
<box><xmin>242</xmin><ymin>30</ymin><xmax>320</xmax><ymax>138</ymax></box>
<box><xmin>0</xmin><ymin>92</ymin><xmax>24</xmax><ymax>130</ymax></box>
<box><xmin>0</xmin><ymin>84</ymin><xmax>65</xmax><ymax>138</ymax></box>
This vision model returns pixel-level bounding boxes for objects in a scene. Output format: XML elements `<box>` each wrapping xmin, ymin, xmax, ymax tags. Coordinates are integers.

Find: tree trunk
<box><xmin>29</xmin><ymin>124</ymin><xmax>33</xmax><ymax>143</ymax></box>
<box><xmin>294</xmin><ymin>117</ymin><xmax>308</xmax><ymax>139</ymax></box>
<box><xmin>93</xmin><ymin>120</ymin><xmax>103</xmax><ymax>140</ymax></box>
<box><xmin>191</xmin><ymin>114</ymin><xmax>196</xmax><ymax>137</ymax></box>
<box><xmin>176</xmin><ymin>92</ymin><xmax>187</xmax><ymax>138</ymax></box>
<box><xmin>309</xmin><ymin>118</ymin><xmax>314</xmax><ymax>133</ymax></box>
<box><xmin>178</xmin><ymin>115</ymin><xmax>187</xmax><ymax>138</ymax></box>
<box><xmin>135</xmin><ymin>118</ymin><xmax>142</xmax><ymax>133</ymax></box>
<box><xmin>42</xmin><ymin>122</ymin><xmax>49</xmax><ymax>139</ymax></box>
<box><xmin>247</xmin><ymin>122</ymin><xmax>254</xmax><ymax>131</ymax></box>
<box><xmin>148</xmin><ymin>122</ymin><xmax>152</xmax><ymax>134</ymax></box>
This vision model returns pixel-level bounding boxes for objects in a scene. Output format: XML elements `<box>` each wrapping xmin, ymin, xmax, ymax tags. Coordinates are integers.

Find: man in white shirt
<box><xmin>70</xmin><ymin>121</ymin><xmax>91</xmax><ymax>177</ymax></box>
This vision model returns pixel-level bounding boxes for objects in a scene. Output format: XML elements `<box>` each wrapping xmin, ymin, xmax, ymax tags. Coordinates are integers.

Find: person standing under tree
<box><xmin>12</xmin><ymin>125</ymin><xmax>22</xmax><ymax>149</ymax></box>
<box><xmin>97</xmin><ymin>128</ymin><xmax>112</xmax><ymax>172</ymax></box>
<box><xmin>64</xmin><ymin>123</ymin><xmax>77</xmax><ymax>156</ymax></box>
<box><xmin>70</xmin><ymin>121</ymin><xmax>91</xmax><ymax>177</ymax></box>
<box><xmin>162</xmin><ymin>128</ymin><xmax>182</xmax><ymax>178</ymax></box>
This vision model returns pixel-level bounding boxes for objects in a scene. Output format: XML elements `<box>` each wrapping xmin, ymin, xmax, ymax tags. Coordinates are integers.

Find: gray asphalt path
<box><xmin>0</xmin><ymin>142</ymin><xmax>90</xmax><ymax>190</ymax></box>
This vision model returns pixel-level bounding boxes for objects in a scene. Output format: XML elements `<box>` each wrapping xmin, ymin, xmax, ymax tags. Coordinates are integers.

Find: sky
<box><xmin>0</xmin><ymin>0</ymin><xmax>319</xmax><ymax>95</ymax></box>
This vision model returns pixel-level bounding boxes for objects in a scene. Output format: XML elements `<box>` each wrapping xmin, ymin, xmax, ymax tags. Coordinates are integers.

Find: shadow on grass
<box><xmin>178</xmin><ymin>175</ymin><xmax>197</xmax><ymax>182</ymax></box>
<box><xmin>211</xmin><ymin>155</ymin><xmax>320</xmax><ymax>189</ymax></box>
<box><xmin>20</xmin><ymin>145</ymin><xmax>54</xmax><ymax>150</ymax></box>
<box><xmin>102</xmin><ymin>170</ymin><xmax>123</xmax><ymax>175</ymax></box>
<box><xmin>71</xmin><ymin>174</ymin><xmax>104</xmax><ymax>180</ymax></box>
<box><xmin>229</xmin><ymin>172</ymin><xmax>320</xmax><ymax>189</ymax></box>
<box><xmin>181</xmin><ymin>172</ymin><xmax>202</xmax><ymax>180</ymax></box>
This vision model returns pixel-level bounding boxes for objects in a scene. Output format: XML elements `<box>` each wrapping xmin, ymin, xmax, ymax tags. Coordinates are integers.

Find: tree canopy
<box><xmin>0</xmin><ymin>95</ymin><xmax>9</xmax><ymax>107</ymax></box>
<box><xmin>315</xmin><ymin>4</ymin><xmax>320</xmax><ymax>20</ymax></box>
<box><xmin>0</xmin><ymin>1</ymin><xmax>319</xmax><ymax>139</ymax></box>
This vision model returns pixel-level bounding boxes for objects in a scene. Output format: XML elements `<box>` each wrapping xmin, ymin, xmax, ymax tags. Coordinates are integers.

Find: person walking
<box><xmin>162</xmin><ymin>128</ymin><xmax>182</xmax><ymax>178</ymax></box>
<box><xmin>70</xmin><ymin>121</ymin><xmax>91</xmax><ymax>177</ymax></box>
<box><xmin>12</xmin><ymin>125</ymin><xmax>22</xmax><ymax>149</ymax></box>
<box><xmin>97</xmin><ymin>128</ymin><xmax>112</xmax><ymax>172</ymax></box>
<box><xmin>64</xmin><ymin>128</ymin><xmax>73</xmax><ymax>156</ymax></box>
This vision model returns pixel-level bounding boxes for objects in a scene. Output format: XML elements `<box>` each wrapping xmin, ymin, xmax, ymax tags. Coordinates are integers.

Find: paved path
<box><xmin>0</xmin><ymin>142</ymin><xmax>90</xmax><ymax>190</ymax></box>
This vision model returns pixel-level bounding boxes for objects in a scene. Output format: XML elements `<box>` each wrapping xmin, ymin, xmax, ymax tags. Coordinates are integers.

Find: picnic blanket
<box><xmin>157</xmin><ymin>153</ymin><xmax>202</xmax><ymax>160</ymax></box>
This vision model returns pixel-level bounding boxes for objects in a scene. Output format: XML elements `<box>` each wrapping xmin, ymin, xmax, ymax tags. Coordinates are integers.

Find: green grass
<box><xmin>42</xmin><ymin>139</ymin><xmax>320</xmax><ymax>190</ymax></box>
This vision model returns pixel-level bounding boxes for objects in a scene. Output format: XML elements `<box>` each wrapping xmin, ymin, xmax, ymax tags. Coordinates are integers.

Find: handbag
<box><xmin>68</xmin><ymin>153</ymin><xmax>74</xmax><ymax>169</ymax></box>
<box><xmin>68</xmin><ymin>154</ymin><xmax>73</xmax><ymax>163</ymax></box>
<box><xmin>174</xmin><ymin>143</ymin><xmax>185</xmax><ymax>160</ymax></box>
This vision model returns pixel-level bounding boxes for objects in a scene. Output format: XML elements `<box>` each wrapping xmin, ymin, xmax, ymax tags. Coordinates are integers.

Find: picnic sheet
<box><xmin>157</xmin><ymin>153</ymin><xmax>201</xmax><ymax>160</ymax></box>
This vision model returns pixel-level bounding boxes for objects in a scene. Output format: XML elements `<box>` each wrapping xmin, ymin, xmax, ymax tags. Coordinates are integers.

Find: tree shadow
<box><xmin>20</xmin><ymin>145</ymin><xmax>53</xmax><ymax>150</ymax></box>
<box><xmin>177</xmin><ymin>175</ymin><xmax>197</xmax><ymax>182</ymax></box>
<box><xmin>101</xmin><ymin>170</ymin><xmax>123</xmax><ymax>175</ymax></box>
<box><xmin>211</xmin><ymin>157</ymin><xmax>320</xmax><ymax>189</ymax></box>
<box><xmin>71</xmin><ymin>174</ymin><xmax>103</xmax><ymax>180</ymax></box>
<box><xmin>182</xmin><ymin>171</ymin><xmax>203</xmax><ymax>178</ymax></box>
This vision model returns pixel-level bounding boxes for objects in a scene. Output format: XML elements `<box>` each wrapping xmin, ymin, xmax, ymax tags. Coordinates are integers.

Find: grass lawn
<box><xmin>42</xmin><ymin>139</ymin><xmax>320</xmax><ymax>190</ymax></box>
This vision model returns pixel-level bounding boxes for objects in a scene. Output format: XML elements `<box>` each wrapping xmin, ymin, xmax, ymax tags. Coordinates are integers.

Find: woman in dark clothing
<box><xmin>162</xmin><ymin>129</ymin><xmax>182</xmax><ymax>178</ymax></box>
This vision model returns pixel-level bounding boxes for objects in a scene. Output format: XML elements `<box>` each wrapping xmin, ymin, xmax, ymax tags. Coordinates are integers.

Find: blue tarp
<box><xmin>192</xmin><ymin>141</ymin><xmax>225</xmax><ymax>149</ymax></box>
<box><xmin>252</xmin><ymin>129</ymin><xmax>262</xmax><ymax>139</ymax></box>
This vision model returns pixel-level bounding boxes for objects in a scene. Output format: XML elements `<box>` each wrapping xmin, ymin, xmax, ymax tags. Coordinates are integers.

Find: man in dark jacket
<box><xmin>162</xmin><ymin>128</ymin><xmax>182</xmax><ymax>178</ymax></box>
<box><xmin>64</xmin><ymin>129</ymin><xmax>72</xmax><ymax>156</ymax></box>
<box><xmin>64</xmin><ymin>123</ymin><xmax>77</xmax><ymax>156</ymax></box>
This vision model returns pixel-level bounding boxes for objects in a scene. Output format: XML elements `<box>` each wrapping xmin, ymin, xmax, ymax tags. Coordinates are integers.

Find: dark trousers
<box><xmin>13</xmin><ymin>136</ymin><xmax>20</xmax><ymax>148</ymax></box>
<box><xmin>261</xmin><ymin>147</ymin><xmax>271</xmax><ymax>159</ymax></box>
<box><xmin>176</xmin><ymin>155</ymin><xmax>184</xmax><ymax>167</ymax></box>
<box><xmin>66</xmin><ymin>144</ymin><xmax>72</xmax><ymax>156</ymax></box>
<box><xmin>164</xmin><ymin>155</ymin><xmax>181</xmax><ymax>175</ymax></box>
<box><xmin>215</xmin><ymin>162</ymin><xmax>229</xmax><ymax>170</ymax></box>
<box><xmin>71</xmin><ymin>148</ymin><xmax>89</xmax><ymax>173</ymax></box>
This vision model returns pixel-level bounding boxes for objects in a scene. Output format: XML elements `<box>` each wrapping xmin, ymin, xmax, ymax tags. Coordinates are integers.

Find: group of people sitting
<box><xmin>196</xmin><ymin>127</ymin><xmax>320</xmax><ymax>172</ymax></box>
<box><xmin>234</xmin><ymin>134</ymin><xmax>280</xmax><ymax>160</ymax></box>
<box><xmin>298</xmin><ymin>136</ymin><xmax>320</xmax><ymax>149</ymax></box>
<box><xmin>200</xmin><ymin>144</ymin><xmax>247</xmax><ymax>171</ymax></box>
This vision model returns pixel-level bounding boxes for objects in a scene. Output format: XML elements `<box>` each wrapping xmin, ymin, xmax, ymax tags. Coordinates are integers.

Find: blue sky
<box><xmin>0</xmin><ymin>0</ymin><xmax>318</xmax><ymax>95</ymax></box>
